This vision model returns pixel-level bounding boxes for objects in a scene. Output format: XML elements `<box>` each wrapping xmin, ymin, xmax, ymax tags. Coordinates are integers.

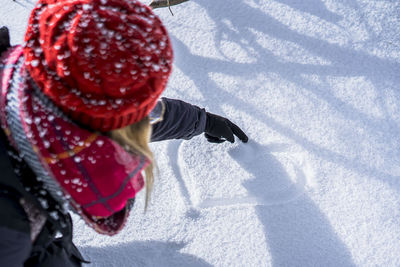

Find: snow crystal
<box><xmin>82</xmin><ymin>4</ymin><xmax>92</xmax><ymax>11</ymax></box>
<box><xmin>39</xmin><ymin>198</ymin><xmax>49</xmax><ymax>209</ymax></box>
<box><xmin>39</xmin><ymin>129</ymin><xmax>47</xmax><ymax>138</ymax></box>
<box><xmin>34</xmin><ymin>47</ymin><xmax>42</xmax><ymax>54</ymax></box>
<box><xmin>43</xmin><ymin>141</ymin><xmax>50</xmax><ymax>148</ymax></box>
<box><xmin>25</xmin><ymin>117</ymin><xmax>32</xmax><ymax>124</ymax></box>
<box><xmin>152</xmin><ymin>64</ymin><xmax>160</xmax><ymax>72</ymax></box>
<box><xmin>30</xmin><ymin>60</ymin><xmax>39</xmax><ymax>67</ymax></box>
<box><xmin>49</xmin><ymin>211</ymin><xmax>59</xmax><ymax>220</ymax></box>
<box><xmin>54</xmin><ymin>231</ymin><xmax>63</xmax><ymax>238</ymax></box>
<box><xmin>150</xmin><ymin>43</ymin><xmax>157</xmax><ymax>50</ymax></box>
<box><xmin>96</xmin><ymin>140</ymin><xmax>104</xmax><ymax>147</ymax></box>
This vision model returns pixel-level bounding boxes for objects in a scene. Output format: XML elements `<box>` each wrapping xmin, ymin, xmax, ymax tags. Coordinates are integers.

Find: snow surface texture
<box><xmin>2</xmin><ymin>0</ymin><xmax>400</xmax><ymax>266</ymax></box>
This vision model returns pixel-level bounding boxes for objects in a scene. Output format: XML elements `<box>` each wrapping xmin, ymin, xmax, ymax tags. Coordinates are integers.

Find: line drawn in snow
<box><xmin>167</xmin><ymin>140</ymin><xmax>195</xmax><ymax>208</ymax></box>
<box><xmin>178</xmin><ymin>140</ymin><xmax>315</xmax><ymax>209</ymax></box>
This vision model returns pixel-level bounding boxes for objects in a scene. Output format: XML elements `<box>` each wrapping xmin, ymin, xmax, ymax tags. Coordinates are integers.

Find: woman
<box><xmin>0</xmin><ymin>0</ymin><xmax>248</xmax><ymax>266</ymax></box>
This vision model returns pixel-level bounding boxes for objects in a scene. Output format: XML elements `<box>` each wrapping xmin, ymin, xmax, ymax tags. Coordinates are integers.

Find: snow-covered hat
<box><xmin>24</xmin><ymin>0</ymin><xmax>173</xmax><ymax>131</ymax></box>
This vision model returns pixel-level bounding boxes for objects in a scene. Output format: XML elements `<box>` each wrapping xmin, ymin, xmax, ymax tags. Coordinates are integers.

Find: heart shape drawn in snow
<box><xmin>178</xmin><ymin>139</ymin><xmax>313</xmax><ymax>209</ymax></box>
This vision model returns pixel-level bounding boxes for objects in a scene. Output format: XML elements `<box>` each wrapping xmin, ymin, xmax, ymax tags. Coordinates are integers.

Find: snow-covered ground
<box><xmin>2</xmin><ymin>0</ymin><xmax>400</xmax><ymax>266</ymax></box>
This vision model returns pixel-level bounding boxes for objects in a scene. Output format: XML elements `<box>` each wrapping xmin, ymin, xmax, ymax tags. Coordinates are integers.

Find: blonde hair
<box><xmin>109</xmin><ymin>116</ymin><xmax>154</xmax><ymax>210</ymax></box>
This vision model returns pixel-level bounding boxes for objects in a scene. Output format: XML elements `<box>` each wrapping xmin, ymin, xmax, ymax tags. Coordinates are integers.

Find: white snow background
<box><xmin>2</xmin><ymin>0</ymin><xmax>400</xmax><ymax>266</ymax></box>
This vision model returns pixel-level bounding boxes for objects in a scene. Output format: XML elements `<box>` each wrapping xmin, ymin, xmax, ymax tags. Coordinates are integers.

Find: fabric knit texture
<box><xmin>1</xmin><ymin>46</ymin><xmax>149</xmax><ymax>235</ymax></box>
<box><xmin>24</xmin><ymin>0</ymin><xmax>173</xmax><ymax>131</ymax></box>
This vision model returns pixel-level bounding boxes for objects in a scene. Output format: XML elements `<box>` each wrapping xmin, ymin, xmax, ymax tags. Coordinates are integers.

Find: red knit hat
<box><xmin>24</xmin><ymin>0</ymin><xmax>173</xmax><ymax>131</ymax></box>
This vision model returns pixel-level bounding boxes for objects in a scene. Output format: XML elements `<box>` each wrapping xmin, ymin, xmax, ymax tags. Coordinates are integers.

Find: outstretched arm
<box><xmin>150</xmin><ymin>98</ymin><xmax>207</xmax><ymax>141</ymax></box>
<box><xmin>150</xmin><ymin>98</ymin><xmax>248</xmax><ymax>143</ymax></box>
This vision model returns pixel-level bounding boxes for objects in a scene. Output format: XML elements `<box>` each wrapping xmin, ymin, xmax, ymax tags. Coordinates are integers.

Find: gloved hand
<box><xmin>205</xmin><ymin>112</ymin><xmax>248</xmax><ymax>143</ymax></box>
<box><xmin>0</xmin><ymin>27</ymin><xmax>11</xmax><ymax>55</ymax></box>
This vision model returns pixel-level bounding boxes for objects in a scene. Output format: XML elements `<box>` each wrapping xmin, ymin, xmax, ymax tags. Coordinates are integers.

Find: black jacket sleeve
<box><xmin>150</xmin><ymin>97</ymin><xmax>207</xmax><ymax>142</ymax></box>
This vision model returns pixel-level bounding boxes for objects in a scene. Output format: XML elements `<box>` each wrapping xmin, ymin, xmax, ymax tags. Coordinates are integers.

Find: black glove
<box><xmin>205</xmin><ymin>112</ymin><xmax>248</xmax><ymax>144</ymax></box>
<box><xmin>0</xmin><ymin>27</ymin><xmax>11</xmax><ymax>55</ymax></box>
